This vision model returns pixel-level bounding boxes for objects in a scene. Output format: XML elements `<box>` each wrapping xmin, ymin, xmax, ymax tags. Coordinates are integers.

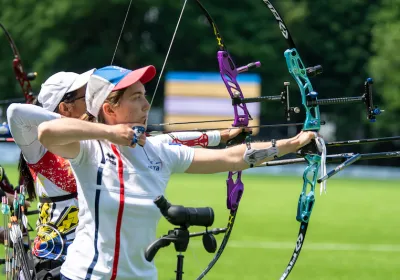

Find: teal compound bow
<box><xmin>262</xmin><ymin>1</ymin><xmax>325</xmax><ymax>278</ymax></box>
<box><xmin>262</xmin><ymin>1</ymin><xmax>382</xmax><ymax>279</ymax></box>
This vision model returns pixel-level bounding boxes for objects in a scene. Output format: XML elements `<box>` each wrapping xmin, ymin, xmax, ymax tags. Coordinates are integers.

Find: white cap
<box><xmin>38</xmin><ymin>68</ymin><xmax>95</xmax><ymax>112</ymax></box>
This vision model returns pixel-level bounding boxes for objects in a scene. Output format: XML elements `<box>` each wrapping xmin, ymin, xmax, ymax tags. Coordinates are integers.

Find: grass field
<box><xmin>1</xmin><ymin>164</ymin><xmax>399</xmax><ymax>280</ymax></box>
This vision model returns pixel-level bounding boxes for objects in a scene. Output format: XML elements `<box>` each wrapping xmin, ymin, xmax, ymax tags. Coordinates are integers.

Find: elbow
<box><xmin>38</xmin><ymin>122</ymin><xmax>54</xmax><ymax>148</ymax></box>
<box><xmin>6</xmin><ymin>103</ymin><xmax>23</xmax><ymax>123</ymax></box>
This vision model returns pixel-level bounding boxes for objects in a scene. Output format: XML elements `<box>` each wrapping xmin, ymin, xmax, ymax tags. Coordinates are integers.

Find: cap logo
<box><xmin>110</xmin><ymin>66</ymin><xmax>129</xmax><ymax>73</ymax></box>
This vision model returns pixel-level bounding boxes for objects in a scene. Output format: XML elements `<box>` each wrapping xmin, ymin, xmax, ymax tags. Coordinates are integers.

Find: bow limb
<box><xmin>0</xmin><ymin>23</ymin><xmax>37</xmax><ymax>280</ymax></box>
<box><xmin>0</xmin><ymin>23</ymin><xmax>36</xmax><ymax>104</ymax></box>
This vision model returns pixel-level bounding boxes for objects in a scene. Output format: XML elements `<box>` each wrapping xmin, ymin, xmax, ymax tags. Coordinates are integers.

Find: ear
<box><xmin>102</xmin><ymin>103</ymin><xmax>117</xmax><ymax>119</ymax></box>
<box><xmin>58</xmin><ymin>102</ymin><xmax>72</xmax><ymax>117</ymax></box>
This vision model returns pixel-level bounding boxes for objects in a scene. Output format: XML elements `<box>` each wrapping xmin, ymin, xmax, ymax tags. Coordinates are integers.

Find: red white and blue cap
<box><xmin>86</xmin><ymin>65</ymin><xmax>156</xmax><ymax>118</ymax></box>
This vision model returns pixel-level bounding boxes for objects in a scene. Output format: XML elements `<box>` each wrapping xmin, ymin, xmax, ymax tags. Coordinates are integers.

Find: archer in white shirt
<box><xmin>38</xmin><ymin>65</ymin><xmax>318</xmax><ymax>280</ymax></box>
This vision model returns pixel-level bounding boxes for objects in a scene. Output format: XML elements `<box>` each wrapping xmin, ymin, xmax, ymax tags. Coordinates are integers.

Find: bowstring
<box><xmin>110</xmin><ymin>0</ymin><xmax>133</xmax><ymax>65</ymax></box>
<box><xmin>148</xmin><ymin>0</ymin><xmax>188</xmax><ymax>110</ymax></box>
<box><xmin>110</xmin><ymin>0</ymin><xmax>188</xmax><ymax>124</ymax></box>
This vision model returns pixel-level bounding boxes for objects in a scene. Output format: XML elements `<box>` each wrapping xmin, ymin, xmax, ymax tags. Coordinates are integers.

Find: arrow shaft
<box><xmin>327</xmin><ymin>136</ymin><xmax>400</xmax><ymax>146</ymax></box>
<box><xmin>257</xmin><ymin>150</ymin><xmax>400</xmax><ymax>167</ymax></box>
<box><xmin>148</xmin><ymin>121</ymin><xmax>326</xmax><ymax>133</ymax></box>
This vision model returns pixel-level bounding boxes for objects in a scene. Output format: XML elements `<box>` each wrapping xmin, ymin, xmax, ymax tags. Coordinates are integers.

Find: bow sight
<box><xmin>232</xmin><ymin>70</ymin><xmax>382</xmax><ymax>124</ymax></box>
<box><xmin>232</xmin><ymin>64</ymin><xmax>323</xmax><ymax>122</ymax></box>
<box><xmin>305</xmin><ymin>78</ymin><xmax>383</xmax><ymax>122</ymax></box>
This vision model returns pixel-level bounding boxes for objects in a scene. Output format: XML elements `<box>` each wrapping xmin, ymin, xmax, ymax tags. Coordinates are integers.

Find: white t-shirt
<box><xmin>60</xmin><ymin>138</ymin><xmax>194</xmax><ymax>280</ymax></box>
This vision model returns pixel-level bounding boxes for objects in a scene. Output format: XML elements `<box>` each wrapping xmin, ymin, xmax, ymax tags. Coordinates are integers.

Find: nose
<box><xmin>143</xmin><ymin>96</ymin><xmax>151</xmax><ymax>112</ymax></box>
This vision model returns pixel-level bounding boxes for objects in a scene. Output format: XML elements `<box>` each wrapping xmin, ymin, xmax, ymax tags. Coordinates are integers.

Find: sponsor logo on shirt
<box><xmin>106</xmin><ymin>153</ymin><xmax>117</xmax><ymax>166</ymax></box>
<box><xmin>148</xmin><ymin>159</ymin><xmax>162</xmax><ymax>171</ymax></box>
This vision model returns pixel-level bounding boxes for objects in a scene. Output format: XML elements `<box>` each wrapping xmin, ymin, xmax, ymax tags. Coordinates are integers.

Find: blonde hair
<box><xmin>80</xmin><ymin>89</ymin><xmax>126</xmax><ymax>123</ymax></box>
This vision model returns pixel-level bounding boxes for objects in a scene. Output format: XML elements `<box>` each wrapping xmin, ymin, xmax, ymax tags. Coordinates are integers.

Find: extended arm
<box><xmin>185</xmin><ymin>132</ymin><xmax>315</xmax><ymax>174</ymax></box>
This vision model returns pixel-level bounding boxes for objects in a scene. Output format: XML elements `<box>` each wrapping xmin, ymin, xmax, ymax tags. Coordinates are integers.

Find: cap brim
<box><xmin>113</xmin><ymin>65</ymin><xmax>156</xmax><ymax>91</ymax></box>
<box><xmin>68</xmin><ymin>68</ymin><xmax>96</xmax><ymax>93</ymax></box>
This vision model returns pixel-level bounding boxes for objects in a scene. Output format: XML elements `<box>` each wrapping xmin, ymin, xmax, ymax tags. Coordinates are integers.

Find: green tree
<box><xmin>298</xmin><ymin>0</ymin><xmax>381</xmax><ymax>141</ymax></box>
<box><xmin>0</xmin><ymin>0</ymin><xmax>397</xmax><ymax>149</ymax></box>
<box><xmin>369</xmin><ymin>0</ymin><xmax>400</xmax><ymax>136</ymax></box>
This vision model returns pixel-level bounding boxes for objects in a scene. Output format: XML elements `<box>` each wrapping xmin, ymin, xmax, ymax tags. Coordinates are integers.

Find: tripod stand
<box><xmin>145</xmin><ymin>226</ymin><xmax>226</xmax><ymax>280</ymax></box>
<box><xmin>145</xmin><ymin>195</ymin><xmax>226</xmax><ymax>279</ymax></box>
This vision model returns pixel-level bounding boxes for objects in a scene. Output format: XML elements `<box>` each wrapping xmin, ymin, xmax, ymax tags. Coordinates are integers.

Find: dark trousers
<box><xmin>60</xmin><ymin>274</ymin><xmax>72</xmax><ymax>280</ymax></box>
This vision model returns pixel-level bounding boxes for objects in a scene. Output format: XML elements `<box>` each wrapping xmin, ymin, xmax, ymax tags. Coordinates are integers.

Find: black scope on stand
<box><xmin>145</xmin><ymin>196</ymin><xmax>226</xmax><ymax>280</ymax></box>
<box><xmin>154</xmin><ymin>195</ymin><xmax>214</xmax><ymax>228</ymax></box>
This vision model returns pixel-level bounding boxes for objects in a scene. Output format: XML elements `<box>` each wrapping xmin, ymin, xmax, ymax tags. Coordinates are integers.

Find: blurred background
<box><xmin>1</xmin><ymin>0</ymin><xmax>400</xmax><ymax>166</ymax></box>
<box><xmin>0</xmin><ymin>0</ymin><xmax>399</xmax><ymax>279</ymax></box>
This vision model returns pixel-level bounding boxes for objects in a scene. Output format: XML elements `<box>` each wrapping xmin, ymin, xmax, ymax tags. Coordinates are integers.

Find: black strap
<box><xmin>36</xmin><ymin>266</ymin><xmax>62</xmax><ymax>280</ymax></box>
<box><xmin>35</xmin><ymin>257</ymin><xmax>63</xmax><ymax>280</ymax></box>
<box><xmin>0</xmin><ymin>188</ymin><xmax>6</xmax><ymax>199</ymax></box>
<box><xmin>39</xmin><ymin>192</ymin><xmax>77</xmax><ymax>203</ymax></box>
<box><xmin>271</xmin><ymin>139</ymin><xmax>278</xmax><ymax>159</ymax></box>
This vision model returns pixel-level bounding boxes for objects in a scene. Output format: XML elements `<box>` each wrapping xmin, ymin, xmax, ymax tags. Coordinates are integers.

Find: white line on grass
<box><xmin>190</xmin><ymin>240</ymin><xmax>400</xmax><ymax>252</ymax></box>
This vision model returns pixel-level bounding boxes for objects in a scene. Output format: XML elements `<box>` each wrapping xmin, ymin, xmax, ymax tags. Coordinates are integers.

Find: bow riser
<box><xmin>296</xmin><ymin>157</ymin><xmax>319</xmax><ymax>223</ymax></box>
<box><xmin>217</xmin><ymin>50</ymin><xmax>248</xmax><ymax>211</ymax></box>
<box><xmin>193</xmin><ymin>1</ymin><xmax>256</xmax><ymax>278</ymax></box>
<box><xmin>226</xmin><ymin>172</ymin><xmax>243</xmax><ymax>211</ymax></box>
<box><xmin>218</xmin><ymin>51</ymin><xmax>250</xmax><ymax>128</ymax></box>
<box><xmin>12</xmin><ymin>58</ymin><xmax>34</xmax><ymax>104</ymax></box>
<box><xmin>284</xmin><ymin>49</ymin><xmax>320</xmax><ymax>131</ymax></box>
<box><xmin>282</xmin><ymin>37</ymin><xmax>322</xmax><ymax>226</ymax></box>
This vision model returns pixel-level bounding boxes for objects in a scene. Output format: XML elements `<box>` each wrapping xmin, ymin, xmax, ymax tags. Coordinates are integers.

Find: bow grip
<box><xmin>226</xmin><ymin>130</ymin><xmax>252</xmax><ymax>147</ymax></box>
<box><xmin>296</xmin><ymin>139</ymin><xmax>320</xmax><ymax>157</ymax></box>
<box><xmin>132</xmin><ymin>126</ymin><xmax>145</xmax><ymax>146</ymax></box>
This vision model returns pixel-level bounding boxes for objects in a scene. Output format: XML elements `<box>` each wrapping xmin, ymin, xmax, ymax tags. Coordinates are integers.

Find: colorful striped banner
<box><xmin>164</xmin><ymin>72</ymin><xmax>261</xmax><ymax>133</ymax></box>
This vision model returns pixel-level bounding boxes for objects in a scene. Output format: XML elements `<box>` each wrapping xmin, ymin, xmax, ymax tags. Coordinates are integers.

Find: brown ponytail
<box><xmin>18</xmin><ymin>153</ymin><xmax>36</xmax><ymax>200</ymax></box>
<box><xmin>80</xmin><ymin>112</ymin><xmax>96</xmax><ymax>122</ymax></box>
